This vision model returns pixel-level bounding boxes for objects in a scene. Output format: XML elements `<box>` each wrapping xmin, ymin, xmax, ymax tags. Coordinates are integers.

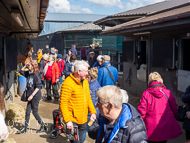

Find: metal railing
<box><xmin>64</xmin><ymin>48</ymin><xmax>123</xmax><ymax>72</ymax></box>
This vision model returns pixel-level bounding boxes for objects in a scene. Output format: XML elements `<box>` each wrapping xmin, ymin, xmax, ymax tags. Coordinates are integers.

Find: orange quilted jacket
<box><xmin>60</xmin><ymin>73</ymin><xmax>96</xmax><ymax>124</ymax></box>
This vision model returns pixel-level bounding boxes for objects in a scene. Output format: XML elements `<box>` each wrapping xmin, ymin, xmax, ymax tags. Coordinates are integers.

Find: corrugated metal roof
<box><xmin>94</xmin><ymin>0</ymin><xmax>190</xmax><ymax>24</ymax></box>
<box><xmin>101</xmin><ymin>3</ymin><xmax>190</xmax><ymax>35</ymax></box>
<box><xmin>40</xmin><ymin>22</ymin><xmax>84</xmax><ymax>35</ymax></box>
<box><xmin>45</xmin><ymin>13</ymin><xmax>107</xmax><ymax>22</ymax></box>
<box><xmin>60</xmin><ymin>22</ymin><xmax>109</xmax><ymax>32</ymax></box>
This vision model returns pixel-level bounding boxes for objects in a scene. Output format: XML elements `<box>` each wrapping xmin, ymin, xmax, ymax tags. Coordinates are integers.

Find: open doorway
<box><xmin>136</xmin><ymin>41</ymin><xmax>147</xmax><ymax>70</ymax></box>
<box><xmin>182</xmin><ymin>39</ymin><xmax>190</xmax><ymax>71</ymax></box>
<box><xmin>136</xmin><ymin>41</ymin><xmax>147</xmax><ymax>82</ymax></box>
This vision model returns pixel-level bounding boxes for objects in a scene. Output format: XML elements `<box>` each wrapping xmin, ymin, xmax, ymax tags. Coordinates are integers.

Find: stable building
<box><xmin>30</xmin><ymin>13</ymin><xmax>106</xmax><ymax>56</ymax></box>
<box><xmin>100</xmin><ymin>1</ymin><xmax>190</xmax><ymax>104</ymax></box>
<box><xmin>0</xmin><ymin>0</ymin><xmax>49</xmax><ymax>112</ymax></box>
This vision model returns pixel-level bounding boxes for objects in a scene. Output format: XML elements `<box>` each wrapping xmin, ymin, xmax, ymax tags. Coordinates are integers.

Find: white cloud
<box><xmin>125</xmin><ymin>0</ymin><xmax>165</xmax><ymax>11</ymax></box>
<box><xmin>48</xmin><ymin>0</ymin><xmax>93</xmax><ymax>14</ymax></box>
<box><xmin>86</xmin><ymin>0</ymin><xmax>123</xmax><ymax>9</ymax></box>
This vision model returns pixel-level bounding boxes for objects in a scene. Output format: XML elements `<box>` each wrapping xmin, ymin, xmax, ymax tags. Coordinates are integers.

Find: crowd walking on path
<box><xmin>13</xmin><ymin>43</ymin><xmax>190</xmax><ymax>143</ymax></box>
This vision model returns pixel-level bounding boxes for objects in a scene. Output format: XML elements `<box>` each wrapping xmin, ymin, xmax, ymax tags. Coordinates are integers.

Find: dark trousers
<box><xmin>46</xmin><ymin>80</ymin><xmax>59</xmax><ymax>100</ymax></box>
<box><xmin>148</xmin><ymin>141</ymin><xmax>167</xmax><ymax>143</ymax></box>
<box><xmin>70</xmin><ymin>122</ymin><xmax>87</xmax><ymax>143</ymax></box>
<box><xmin>25</xmin><ymin>97</ymin><xmax>43</xmax><ymax>127</ymax></box>
<box><xmin>53</xmin><ymin>109</ymin><xmax>60</xmax><ymax>126</ymax></box>
<box><xmin>81</xmin><ymin>57</ymin><xmax>86</xmax><ymax>60</ymax></box>
<box><xmin>186</xmin><ymin>130</ymin><xmax>190</xmax><ymax>141</ymax></box>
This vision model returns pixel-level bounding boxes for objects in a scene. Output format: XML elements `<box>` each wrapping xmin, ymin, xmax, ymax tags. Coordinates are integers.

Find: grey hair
<box><xmin>96</xmin><ymin>85</ymin><xmax>123</xmax><ymax>108</ymax></box>
<box><xmin>120</xmin><ymin>89</ymin><xmax>129</xmax><ymax>103</ymax></box>
<box><xmin>49</xmin><ymin>55</ymin><xmax>55</xmax><ymax>61</ymax></box>
<box><xmin>74</xmin><ymin>60</ymin><xmax>89</xmax><ymax>72</ymax></box>
<box><xmin>97</xmin><ymin>55</ymin><xmax>103</xmax><ymax>62</ymax></box>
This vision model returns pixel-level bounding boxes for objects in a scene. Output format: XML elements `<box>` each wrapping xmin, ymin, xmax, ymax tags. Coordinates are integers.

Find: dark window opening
<box><xmin>122</xmin><ymin>41</ymin><xmax>134</xmax><ymax>62</ymax></box>
<box><xmin>152</xmin><ymin>38</ymin><xmax>174</xmax><ymax>68</ymax></box>
<box><xmin>182</xmin><ymin>39</ymin><xmax>190</xmax><ymax>71</ymax></box>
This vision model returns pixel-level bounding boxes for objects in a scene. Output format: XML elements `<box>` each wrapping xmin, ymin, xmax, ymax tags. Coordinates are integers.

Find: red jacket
<box><xmin>138</xmin><ymin>82</ymin><xmax>182</xmax><ymax>141</ymax></box>
<box><xmin>57</xmin><ymin>59</ymin><xmax>64</xmax><ymax>76</ymax></box>
<box><xmin>43</xmin><ymin>61</ymin><xmax>59</xmax><ymax>84</ymax></box>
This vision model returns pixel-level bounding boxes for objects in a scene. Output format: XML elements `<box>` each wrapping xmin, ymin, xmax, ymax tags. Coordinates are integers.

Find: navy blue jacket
<box><xmin>63</xmin><ymin>61</ymin><xmax>72</xmax><ymax>77</ymax></box>
<box><xmin>70</xmin><ymin>46</ymin><xmax>77</xmax><ymax>56</ymax></box>
<box><xmin>98</xmin><ymin>63</ymin><xmax>118</xmax><ymax>87</ymax></box>
<box><xmin>89</xmin><ymin>80</ymin><xmax>101</xmax><ymax>115</ymax></box>
<box><xmin>96</xmin><ymin>103</ymin><xmax>147</xmax><ymax>143</ymax></box>
<box><xmin>182</xmin><ymin>85</ymin><xmax>190</xmax><ymax>131</ymax></box>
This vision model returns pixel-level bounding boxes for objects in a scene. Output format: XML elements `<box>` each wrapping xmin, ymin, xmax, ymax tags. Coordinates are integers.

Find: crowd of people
<box><xmin>15</xmin><ymin>43</ymin><xmax>190</xmax><ymax>143</ymax></box>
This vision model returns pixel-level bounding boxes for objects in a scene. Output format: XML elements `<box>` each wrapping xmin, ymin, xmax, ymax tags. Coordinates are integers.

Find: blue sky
<box><xmin>47</xmin><ymin>0</ymin><xmax>165</xmax><ymax>15</ymax></box>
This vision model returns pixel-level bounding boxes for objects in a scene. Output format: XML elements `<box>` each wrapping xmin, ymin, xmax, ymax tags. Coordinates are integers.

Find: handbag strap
<box><xmin>104</xmin><ymin>66</ymin><xmax>116</xmax><ymax>85</ymax></box>
<box><xmin>150</xmin><ymin>84</ymin><xmax>168</xmax><ymax>101</ymax></box>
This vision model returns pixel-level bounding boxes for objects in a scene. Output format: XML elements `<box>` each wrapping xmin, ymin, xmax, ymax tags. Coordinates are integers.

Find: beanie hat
<box><xmin>57</xmin><ymin>54</ymin><xmax>62</xmax><ymax>59</ymax></box>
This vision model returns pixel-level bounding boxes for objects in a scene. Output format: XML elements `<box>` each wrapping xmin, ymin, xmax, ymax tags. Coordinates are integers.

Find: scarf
<box><xmin>36</xmin><ymin>54</ymin><xmax>43</xmax><ymax>63</ymax></box>
<box><xmin>43</xmin><ymin>61</ymin><xmax>54</xmax><ymax>76</ymax></box>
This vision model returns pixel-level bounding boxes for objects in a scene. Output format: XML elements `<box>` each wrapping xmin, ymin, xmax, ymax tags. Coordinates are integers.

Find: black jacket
<box><xmin>88</xmin><ymin>103</ymin><xmax>147</xmax><ymax>143</ymax></box>
<box><xmin>20</xmin><ymin>71</ymin><xmax>41</xmax><ymax>100</ymax></box>
<box><xmin>182</xmin><ymin>85</ymin><xmax>190</xmax><ymax>131</ymax></box>
<box><xmin>38</xmin><ymin>58</ymin><xmax>45</xmax><ymax>79</ymax></box>
<box><xmin>43</xmin><ymin>48</ymin><xmax>50</xmax><ymax>54</ymax></box>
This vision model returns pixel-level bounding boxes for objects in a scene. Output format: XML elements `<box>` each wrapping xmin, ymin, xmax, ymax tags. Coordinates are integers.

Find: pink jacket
<box><xmin>138</xmin><ymin>82</ymin><xmax>182</xmax><ymax>142</ymax></box>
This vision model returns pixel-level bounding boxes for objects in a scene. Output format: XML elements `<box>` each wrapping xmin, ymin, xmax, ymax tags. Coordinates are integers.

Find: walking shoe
<box><xmin>44</xmin><ymin>97</ymin><xmax>52</xmax><ymax>101</ymax></box>
<box><xmin>16</xmin><ymin>126</ymin><xmax>27</xmax><ymax>134</ymax></box>
<box><xmin>36</xmin><ymin>125</ymin><xmax>47</xmax><ymax>133</ymax></box>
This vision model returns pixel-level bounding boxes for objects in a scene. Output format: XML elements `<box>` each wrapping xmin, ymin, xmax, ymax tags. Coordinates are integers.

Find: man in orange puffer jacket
<box><xmin>43</xmin><ymin>55</ymin><xmax>59</xmax><ymax>101</ymax></box>
<box><xmin>60</xmin><ymin>61</ymin><xmax>96</xmax><ymax>143</ymax></box>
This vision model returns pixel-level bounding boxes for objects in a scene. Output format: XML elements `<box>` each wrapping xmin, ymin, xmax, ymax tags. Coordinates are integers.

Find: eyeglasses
<box><xmin>96</xmin><ymin>101</ymin><xmax>108</xmax><ymax>106</ymax></box>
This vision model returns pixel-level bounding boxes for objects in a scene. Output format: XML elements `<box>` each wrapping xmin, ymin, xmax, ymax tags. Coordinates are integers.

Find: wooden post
<box><xmin>99</xmin><ymin>50</ymin><xmax>102</xmax><ymax>55</ymax></box>
<box><xmin>0</xmin><ymin>83</ymin><xmax>4</xmax><ymax>112</ymax></box>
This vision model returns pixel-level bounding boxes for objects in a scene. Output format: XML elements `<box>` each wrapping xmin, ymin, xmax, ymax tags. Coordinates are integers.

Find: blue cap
<box><xmin>57</xmin><ymin>54</ymin><xmax>62</xmax><ymax>59</ymax></box>
<box><xmin>51</xmin><ymin>50</ymin><xmax>55</xmax><ymax>55</ymax></box>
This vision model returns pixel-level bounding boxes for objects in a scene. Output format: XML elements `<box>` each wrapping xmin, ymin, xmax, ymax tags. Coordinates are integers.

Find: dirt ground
<box><xmin>6</xmin><ymin>92</ymin><xmax>186</xmax><ymax>143</ymax></box>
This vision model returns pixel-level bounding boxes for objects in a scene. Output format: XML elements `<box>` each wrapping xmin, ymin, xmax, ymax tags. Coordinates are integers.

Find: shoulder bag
<box><xmin>104</xmin><ymin>66</ymin><xmax>120</xmax><ymax>87</ymax></box>
<box><xmin>21</xmin><ymin>88</ymin><xmax>28</xmax><ymax>102</ymax></box>
<box><xmin>151</xmin><ymin>84</ymin><xmax>186</xmax><ymax>122</ymax></box>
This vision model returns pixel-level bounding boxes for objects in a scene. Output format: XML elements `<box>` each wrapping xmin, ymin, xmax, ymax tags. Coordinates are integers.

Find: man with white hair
<box><xmin>98</xmin><ymin>55</ymin><xmax>118</xmax><ymax>87</ymax></box>
<box><xmin>60</xmin><ymin>61</ymin><xmax>96</xmax><ymax>143</ymax></box>
<box><xmin>92</xmin><ymin>55</ymin><xmax>103</xmax><ymax>69</ymax></box>
<box><xmin>92</xmin><ymin>85</ymin><xmax>147</xmax><ymax>143</ymax></box>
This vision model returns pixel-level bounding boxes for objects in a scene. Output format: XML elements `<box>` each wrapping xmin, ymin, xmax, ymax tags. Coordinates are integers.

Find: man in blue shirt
<box><xmin>97</xmin><ymin>55</ymin><xmax>118</xmax><ymax>87</ymax></box>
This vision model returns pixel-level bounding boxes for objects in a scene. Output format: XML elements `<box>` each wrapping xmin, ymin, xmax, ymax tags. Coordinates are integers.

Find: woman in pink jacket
<box><xmin>138</xmin><ymin>72</ymin><xmax>182</xmax><ymax>143</ymax></box>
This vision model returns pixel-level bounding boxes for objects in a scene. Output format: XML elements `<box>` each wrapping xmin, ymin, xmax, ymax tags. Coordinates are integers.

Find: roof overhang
<box><xmin>101</xmin><ymin>3</ymin><xmax>190</xmax><ymax>36</ymax></box>
<box><xmin>94</xmin><ymin>14</ymin><xmax>146</xmax><ymax>27</ymax></box>
<box><xmin>0</xmin><ymin>0</ymin><xmax>49</xmax><ymax>38</ymax></box>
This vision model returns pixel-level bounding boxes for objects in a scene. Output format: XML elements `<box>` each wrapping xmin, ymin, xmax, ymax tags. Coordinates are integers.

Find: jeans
<box><xmin>25</xmin><ymin>97</ymin><xmax>43</xmax><ymax>127</ymax></box>
<box><xmin>70</xmin><ymin>122</ymin><xmax>87</xmax><ymax>143</ymax></box>
<box><xmin>46</xmin><ymin>80</ymin><xmax>59</xmax><ymax>100</ymax></box>
<box><xmin>82</xmin><ymin>115</ymin><xmax>91</xmax><ymax>143</ymax></box>
<box><xmin>59</xmin><ymin>76</ymin><xmax>63</xmax><ymax>85</ymax></box>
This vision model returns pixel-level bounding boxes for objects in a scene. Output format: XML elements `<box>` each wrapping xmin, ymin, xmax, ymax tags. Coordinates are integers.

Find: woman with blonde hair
<box><xmin>82</xmin><ymin>67</ymin><xmax>101</xmax><ymax>142</ymax></box>
<box><xmin>138</xmin><ymin>72</ymin><xmax>182</xmax><ymax>143</ymax></box>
